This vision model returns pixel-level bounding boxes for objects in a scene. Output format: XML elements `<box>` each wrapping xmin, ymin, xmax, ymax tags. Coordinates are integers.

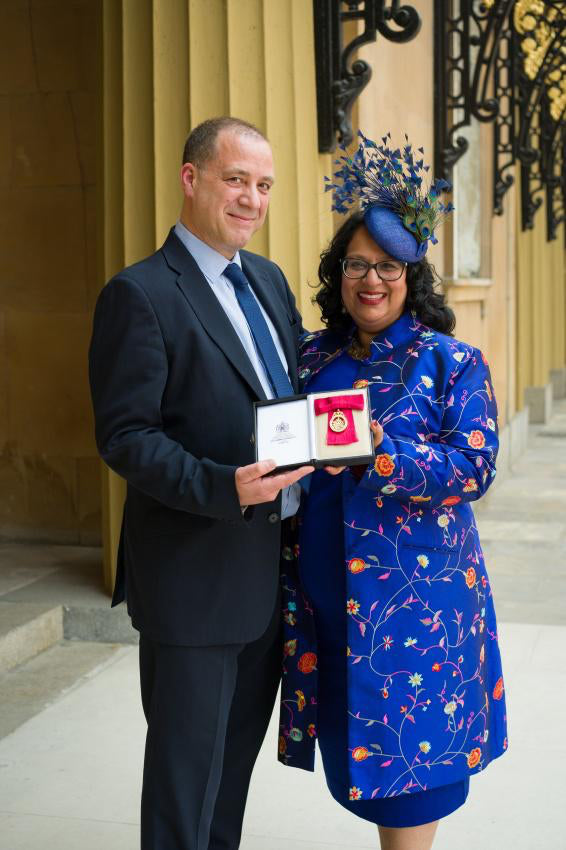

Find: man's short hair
<box><xmin>182</xmin><ymin>117</ymin><xmax>268</xmax><ymax>168</ymax></box>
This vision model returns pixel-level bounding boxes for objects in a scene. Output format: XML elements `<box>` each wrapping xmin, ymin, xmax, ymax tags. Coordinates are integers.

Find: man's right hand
<box><xmin>235</xmin><ymin>460</ymin><xmax>313</xmax><ymax>506</ymax></box>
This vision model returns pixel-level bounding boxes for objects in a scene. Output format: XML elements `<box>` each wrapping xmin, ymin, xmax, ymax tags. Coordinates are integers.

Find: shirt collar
<box><xmin>174</xmin><ymin>220</ymin><xmax>241</xmax><ymax>283</ymax></box>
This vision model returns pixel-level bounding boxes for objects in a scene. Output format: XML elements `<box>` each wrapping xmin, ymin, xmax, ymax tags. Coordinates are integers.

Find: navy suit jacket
<box><xmin>89</xmin><ymin>229</ymin><xmax>302</xmax><ymax>646</ymax></box>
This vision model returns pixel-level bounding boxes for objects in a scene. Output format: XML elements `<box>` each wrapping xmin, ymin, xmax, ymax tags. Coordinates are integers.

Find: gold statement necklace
<box><xmin>348</xmin><ymin>334</ymin><xmax>372</xmax><ymax>361</ymax></box>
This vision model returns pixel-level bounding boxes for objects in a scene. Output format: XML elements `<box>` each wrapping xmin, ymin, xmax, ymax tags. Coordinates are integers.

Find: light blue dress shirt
<box><xmin>174</xmin><ymin>221</ymin><xmax>300</xmax><ymax>519</ymax></box>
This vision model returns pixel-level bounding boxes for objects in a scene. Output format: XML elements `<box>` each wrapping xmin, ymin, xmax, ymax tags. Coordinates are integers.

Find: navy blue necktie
<box><xmin>224</xmin><ymin>263</ymin><xmax>294</xmax><ymax>398</ymax></box>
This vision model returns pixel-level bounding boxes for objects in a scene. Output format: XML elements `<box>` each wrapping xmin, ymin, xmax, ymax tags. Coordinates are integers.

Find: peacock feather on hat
<box><xmin>325</xmin><ymin>131</ymin><xmax>454</xmax><ymax>249</ymax></box>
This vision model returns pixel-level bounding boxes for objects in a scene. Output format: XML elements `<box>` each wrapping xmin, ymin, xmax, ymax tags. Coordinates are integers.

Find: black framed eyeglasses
<box><xmin>342</xmin><ymin>257</ymin><xmax>406</xmax><ymax>281</ymax></box>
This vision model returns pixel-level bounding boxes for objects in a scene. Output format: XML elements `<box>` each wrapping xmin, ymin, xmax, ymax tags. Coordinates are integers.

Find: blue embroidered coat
<box><xmin>279</xmin><ymin>311</ymin><xmax>508</xmax><ymax>801</ymax></box>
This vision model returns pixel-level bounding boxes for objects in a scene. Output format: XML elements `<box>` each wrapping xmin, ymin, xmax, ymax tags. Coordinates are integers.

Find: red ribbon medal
<box><xmin>314</xmin><ymin>394</ymin><xmax>365</xmax><ymax>445</ymax></box>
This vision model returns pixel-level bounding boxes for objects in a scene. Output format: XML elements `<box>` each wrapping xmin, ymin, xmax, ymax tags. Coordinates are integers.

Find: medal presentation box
<box><xmin>254</xmin><ymin>387</ymin><xmax>374</xmax><ymax>471</ymax></box>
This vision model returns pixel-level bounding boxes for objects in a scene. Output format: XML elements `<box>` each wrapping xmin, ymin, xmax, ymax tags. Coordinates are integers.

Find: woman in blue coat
<box><xmin>279</xmin><ymin>135</ymin><xmax>508</xmax><ymax>849</ymax></box>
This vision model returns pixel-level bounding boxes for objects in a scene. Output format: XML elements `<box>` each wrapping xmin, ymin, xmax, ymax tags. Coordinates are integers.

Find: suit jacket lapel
<box><xmin>161</xmin><ymin>230</ymin><xmax>267</xmax><ymax>401</ymax></box>
<box><xmin>241</xmin><ymin>255</ymin><xmax>299</xmax><ymax>394</ymax></box>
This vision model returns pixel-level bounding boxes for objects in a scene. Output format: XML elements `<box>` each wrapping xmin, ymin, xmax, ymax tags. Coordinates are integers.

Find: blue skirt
<box><xmin>300</xmin><ymin>469</ymin><xmax>470</xmax><ymax>828</ymax></box>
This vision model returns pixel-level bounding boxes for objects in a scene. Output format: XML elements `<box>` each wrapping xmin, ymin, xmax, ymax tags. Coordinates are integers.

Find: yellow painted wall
<box><xmin>98</xmin><ymin>0</ymin><xmax>333</xmax><ymax>588</ymax></box>
<box><xmin>0</xmin><ymin>0</ymin><xmax>102</xmax><ymax>544</ymax></box>
<box><xmin>3</xmin><ymin>1</ymin><xmax>562</xmax><ymax>588</ymax></box>
<box><xmin>516</xmin><ymin>166</ymin><xmax>565</xmax><ymax>407</ymax></box>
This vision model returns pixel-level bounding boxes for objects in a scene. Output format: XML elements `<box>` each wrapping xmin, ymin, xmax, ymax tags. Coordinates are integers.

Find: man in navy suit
<box><xmin>89</xmin><ymin>116</ymin><xmax>313</xmax><ymax>850</ymax></box>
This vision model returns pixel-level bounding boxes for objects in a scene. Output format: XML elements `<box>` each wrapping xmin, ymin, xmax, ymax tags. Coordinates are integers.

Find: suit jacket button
<box><xmin>268</xmin><ymin>512</ymin><xmax>279</xmax><ymax>524</ymax></box>
<box><xmin>250</xmin><ymin>433</ymin><xmax>255</xmax><ymax>444</ymax></box>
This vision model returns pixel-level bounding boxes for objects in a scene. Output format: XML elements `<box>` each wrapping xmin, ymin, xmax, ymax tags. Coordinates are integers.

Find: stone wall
<box><xmin>0</xmin><ymin>0</ymin><xmax>101</xmax><ymax>544</ymax></box>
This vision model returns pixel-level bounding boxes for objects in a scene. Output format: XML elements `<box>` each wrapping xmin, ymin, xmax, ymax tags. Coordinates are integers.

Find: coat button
<box><xmin>250</xmin><ymin>433</ymin><xmax>255</xmax><ymax>444</ymax></box>
<box><xmin>268</xmin><ymin>512</ymin><xmax>279</xmax><ymax>524</ymax></box>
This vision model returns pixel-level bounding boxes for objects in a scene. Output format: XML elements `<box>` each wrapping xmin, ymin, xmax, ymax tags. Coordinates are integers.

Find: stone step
<box><xmin>0</xmin><ymin>639</ymin><xmax>123</xmax><ymax>739</ymax></box>
<box><xmin>0</xmin><ymin>602</ymin><xmax>63</xmax><ymax>674</ymax></box>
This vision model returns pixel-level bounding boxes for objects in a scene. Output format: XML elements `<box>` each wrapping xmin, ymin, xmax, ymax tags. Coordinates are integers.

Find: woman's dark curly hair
<box><xmin>315</xmin><ymin>211</ymin><xmax>455</xmax><ymax>337</ymax></box>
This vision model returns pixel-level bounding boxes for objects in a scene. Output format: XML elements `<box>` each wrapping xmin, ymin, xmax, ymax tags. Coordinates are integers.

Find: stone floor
<box><xmin>0</xmin><ymin>400</ymin><xmax>565</xmax><ymax>850</ymax></box>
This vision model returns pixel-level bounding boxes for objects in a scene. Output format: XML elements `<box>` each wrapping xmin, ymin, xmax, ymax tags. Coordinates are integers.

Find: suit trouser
<box><xmin>138</xmin><ymin>597</ymin><xmax>281</xmax><ymax>850</ymax></box>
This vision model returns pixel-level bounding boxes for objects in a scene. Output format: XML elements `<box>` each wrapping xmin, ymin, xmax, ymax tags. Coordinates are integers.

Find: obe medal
<box><xmin>329</xmin><ymin>409</ymin><xmax>347</xmax><ymax>433</ymax></box>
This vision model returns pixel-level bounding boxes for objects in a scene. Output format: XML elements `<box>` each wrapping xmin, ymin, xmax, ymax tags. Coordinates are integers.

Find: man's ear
<box><xmin>181</xmin><ymin>162</ymin><xmax>197</xmax><ymax>197</ymax></box>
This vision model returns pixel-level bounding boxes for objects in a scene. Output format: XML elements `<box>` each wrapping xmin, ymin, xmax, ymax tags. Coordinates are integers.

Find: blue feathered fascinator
<box><xmin>325</xmin><ymin>131</ymin><xmax>454</xmax><ymax>263</ymax></box>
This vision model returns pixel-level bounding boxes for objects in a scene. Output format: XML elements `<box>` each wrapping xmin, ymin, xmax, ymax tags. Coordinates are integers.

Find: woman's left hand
<box><xmin>371</xmin><ymin>419</ymin><xmax>384</xmax><ymax>448</ymax></box>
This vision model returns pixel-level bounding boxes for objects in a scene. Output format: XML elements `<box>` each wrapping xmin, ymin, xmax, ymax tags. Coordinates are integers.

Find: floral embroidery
<box><xmin>279</xmin><ymin>314</ymin><xmax>507</xmax><ymax>798</ymax></box>
<box><xmin>374</xmin><ymin>453</ymin><xmax>395</xmax><ymax>476</ymax></box>
<box><xmin>467</xmin><ymin>748</ymin><xmax>482</xmax><ymax>769</ymax></box>
<box><xmin>466</xmin><ymin>567</ymin><xmax>477</xmax><ymax>588</ymax></box>
<box><xmin>348</xmin><ymin>558</ymin><xmax>367</xmax><ymax>574</ymax></box>
<box><xmin>441</xmin><ymin>496</ymin><xmax>461</xmax><ymax>506</ymax></box>
<box><xmin>468</xmin><ymin>430</ymin><xmax>486</xmax><ymax>449</ymax></box>
<box><xmin>284</xmin><ymin>639</ymin><xmax>297</xmax><ymax>656</ymax></box>
<box><xmin>493</xmin><ymin>677</ymin><xmax>504</xmax><ymax>700</ymax></box>
<box><xmin>463</xmin><ymin>478</ymin><xmax>479</xmax><ymax>492</ymax></box>
<box><xmin>381</xmin><ymin>483</ymin><xmax>397</xmax><ymax>494</ymax></box>
<box><xmin>297</xmin><ymin>652</ymin><xmax>317</xmax><ymax>674</ymax></box>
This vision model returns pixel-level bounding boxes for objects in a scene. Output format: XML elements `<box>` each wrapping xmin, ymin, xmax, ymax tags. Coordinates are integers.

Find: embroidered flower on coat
<box><xmin>419</xmin><ymin>741</ymin><xmax>432</xmax><ymax>753</ymax></box>
<box><xmin>408</xmin><ymin>672</ymin><xmax>423</xmax><ymax>687</ymax></box>
<box><xmin>381</xmin><ymin>483</ymin><xmax>397</xmax><ymax>494</ymax></box>
<box><xmin>349</xmin><ymin>786</ymin><xmax>363</xmax><ymax>800</ymax></box>
<box><xmin>463</xmin><ymin>478</ymin><xmax>479</xmax><ymax>492</ymax></box>
<box><xmin>493</xmin><ymin>677</ymin><xmax>504</xmax><ymax>700</ymax></box>
<box><xmin>468</xmin><ymin>430</ymin><xmax>486</xmax><ymax>449</ymax></box>
<box><xmin>375</xmin><ymin>453</ymin><xmax>395</xmax><ymax>476</ymax></box>
<box><xmin>465</xmin><ymin>567</ymin><xmax>476</xmax><ymax>589</ymax></box>
<box><xmin>467</xmin><ymin>748</ymin><xmax>482</xmax><ymax>769</ymax></box>
<box><xmin>352</xmin><ymin>746</ymin><xmax>370</xmax><ymax>762</ymax></box>
<box><xmin>297</xmin><ymin>652</ymin><xmax>317</xmax><ymax>674</ymax></box>
<box><xmin>347</xmin><ymin>598</ymin><xmax>361</xmax><ymax>615</ymax></box>
<box><xmin>284</xmin><ymin>639</ymin><xmax>297</xmax><ymax>656</ymax></box>
<box><xmin>348</xmin><ymin>558</ymin><xmax>367</xmax><ymax>574</ymax></box>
